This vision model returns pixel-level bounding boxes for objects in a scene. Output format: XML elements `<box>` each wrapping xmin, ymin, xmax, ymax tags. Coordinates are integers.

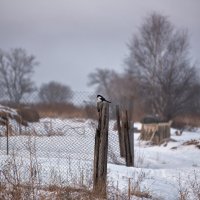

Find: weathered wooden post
<box><xmin>93</xmin><ymin>101</ymin><xmax>109</xmax><ymax>197</ymax></box>
<box><xmin>116</xmin><ymin>105</ymin><xmax>125</xmax><ymax>158</ymax></box>
<box><xmin>6</xmin><ymin>115</ymin><xmax>9</xmax><ymax>155</ymax></box>
<box><xmin>122</xmin><ymin>110</ymin><xmax>134</xmax><ymax>167</ymax></box>
<box><xmin>130</xmin><ymin>119</ymin><xmax>134</xmax><ymax>167</ymax></box>
<box><xmin>128</xmin><ymin>97</ymin><xmax>134</xmax><ymax>167</ymax></box>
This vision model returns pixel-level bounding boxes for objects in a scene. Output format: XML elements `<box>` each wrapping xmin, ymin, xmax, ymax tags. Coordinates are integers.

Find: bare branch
<box><xmin>126</xmin><ymin>12</ymin><xmax>199</xmax><ymax>119</ymax></box>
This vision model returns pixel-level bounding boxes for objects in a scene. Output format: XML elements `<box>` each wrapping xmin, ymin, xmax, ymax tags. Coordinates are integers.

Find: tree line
<box><xmin>0</xmin><ymin>48</ymin><xmax>73</xmax><ymax>104</ymax></box>
<box><xmin>88</xmin><ymin>13</ymin><xmax>200</xmax><ymax>121</ymax></box>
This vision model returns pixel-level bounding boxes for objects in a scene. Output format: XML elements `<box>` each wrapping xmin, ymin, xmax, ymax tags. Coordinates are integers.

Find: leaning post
<box><xmin>116</xmin><ymin>105</ymin><xmax>125</xmax><ymax>158</ymax></box>
<box><xmin>122</xmin><ymin>110</ymin><xmax>134</xmax><ymax>167</ymax></box>
<box><xmin>6</xmin><ymin>115</ymin><xmax>9</xmax><ymax>155</ymax></box>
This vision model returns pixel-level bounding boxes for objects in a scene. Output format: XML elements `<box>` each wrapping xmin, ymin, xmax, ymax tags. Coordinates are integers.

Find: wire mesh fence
<box><xmin>0</xmin><ymin>90</ymin><xmax>123</xmax><ymax>190</ymax></box>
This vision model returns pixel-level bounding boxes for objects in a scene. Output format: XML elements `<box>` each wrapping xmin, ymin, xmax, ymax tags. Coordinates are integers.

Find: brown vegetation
<box><xmin>172</xmin><ymin>115</ymin><xmax>200</xmax><ymax>129</ymax></box>
<box><xmin>17</xmin><ymin>107</ymin><xmax>40</xmax><ymax>122</ymax></box>
<box><xmin>35</xmin><ymin>103</ymin><xmax>97</xmax><ymax>119</ymax></box>
<box><xmin>0</xmin><ymin>109</ymin><xmax>28</xmax><ymax>126</ymax></box>
<box><xmin>182</xmin><ymin>139</ymin><xmax>200</xmax><ymax>150</ymax></box>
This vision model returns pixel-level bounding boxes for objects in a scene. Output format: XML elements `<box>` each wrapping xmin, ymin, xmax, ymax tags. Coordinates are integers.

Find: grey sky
<box><xmin>0</xmin><ymin>0</ymin><xmax>199</xmax><ymax>92</ymax></box>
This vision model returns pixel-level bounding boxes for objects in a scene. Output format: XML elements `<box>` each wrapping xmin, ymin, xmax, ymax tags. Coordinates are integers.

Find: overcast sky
<box><xmin>0</xmin><ymin>0</ymin><xmax>199</xmax><ymax>92</ymax></box>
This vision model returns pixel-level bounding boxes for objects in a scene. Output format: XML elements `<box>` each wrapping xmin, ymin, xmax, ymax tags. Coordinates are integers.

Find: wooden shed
<box><xmin>140</xmin><ymin>119</ymin><xmax>172</xmax><ymax>145</ymax></box>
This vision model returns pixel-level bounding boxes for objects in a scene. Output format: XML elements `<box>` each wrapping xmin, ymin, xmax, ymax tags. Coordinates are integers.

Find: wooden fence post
<box><xmin>93</xmin><ymin>102</ymin><xmax>109</xmax><ymax>197</ymax></box>
<box><xmin>6</xmin><ymin>116</ymin><xmax>9</xmax><ymax>155</ymax></box>
<box><xmin>116</xmin><ymin>105</ymin><xmax>125</xmax><ymax>158</ymax></box>
<box><xmin>129</xmin><ymin>119</ymin><xmax>134</xmax><ymax>167</ymax></box>
<box><xmin>122</xmin><ymin>110</ymin><xmax>134</xmax><ymax>167</ymax></box>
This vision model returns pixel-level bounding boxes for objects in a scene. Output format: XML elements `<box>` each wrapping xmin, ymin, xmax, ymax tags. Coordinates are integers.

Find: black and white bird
<box><xmin>97</xmin><ymin>94</ymin><xmax>111</xmax><ymax>103</ymax></box>
<box><xmin>96</xmin><ymin>94</ymin><xmax>111</xmax><ymax>112</ymax></box>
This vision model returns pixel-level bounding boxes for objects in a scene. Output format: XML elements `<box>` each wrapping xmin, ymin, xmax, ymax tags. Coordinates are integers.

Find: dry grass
<box><xmin>0</xmin><ymin>183</ymin><xmax>97</xmax><ymax>200</ymax></box>
<box><xmin>35</xmin><ymin>103</ymin><xmax>97</xmax><ymax>119</ymax></box>
<box><xmin>0</xmin><ymin>136</ymin><xmax>96</xmax><ymax>200</ymax></box>
<box><xmin>0</xmin><ymin>147</ymin><xmax>153</xmax><ymax>200</ymax></box>
<box><xmin>172</xmin><ymin>115</ymin><xmax>200</xmax><ymax>129</ymax></box>
<box><xmin>182</xmin><ymin>139</ymin><xmax>200</xmax><ymax>150</ymax></box>
<box><xmin>126</xmin><ymin>170</ymin><xmax>152</xmax><ymax>199</ymax></box>
<box><xmin>0</xmin><ymin>101</ymin><xmax>97</xmax><ymax>120</ymax></box>
<box><xmin>40</xmin><ymin>186</ymin><xmax>97</xmax><ymax>200</ymax></box>
<box><xmin>177</xmin><ymin>171</ymin><xmax>200</xmax><ymax>200</ymax></box>
<box><xmin>183</xmin><ymin>139</ymin><xmax>200</xmax><ymax>146</ymax></box>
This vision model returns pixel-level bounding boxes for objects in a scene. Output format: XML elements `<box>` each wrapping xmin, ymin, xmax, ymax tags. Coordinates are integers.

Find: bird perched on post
<box><xmin>97</xmin><ymin>94</ymin><xmax>111</xmax><ymax>103</ymax></box>
<box><xmin>96</xmin><ymin>94</ymin><xmax>111</xmax><ymax>112</ymax></box>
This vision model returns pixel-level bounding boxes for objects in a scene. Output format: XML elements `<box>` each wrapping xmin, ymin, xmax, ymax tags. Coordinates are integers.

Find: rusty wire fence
<box><xmin>0</xmin><ymin>90</ymin><xmax>123</xmax><ymax>189</ymax></box>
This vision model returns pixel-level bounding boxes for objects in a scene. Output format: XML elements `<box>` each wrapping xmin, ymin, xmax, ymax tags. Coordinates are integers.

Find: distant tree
<box><xmin>38</xmin><ymin>81</ymin><xmax>73</xmax><ymax>104</ymax></box>
<box><xmin>87</xmin><ymin>68</ymin><xmax>115</xmax><ymax>97</ymax></box>
<box><xmin>108</xmin><ymin>72</ymin><xmax>139</xmax><ymax>119</ymax></box>
<box><xmin>0</xmin><ymin>48</ymin><xmax>38</xmax><ymax>103</ymax></box>
<box><xmin>88</xmin><ymin>68</ymin><xmax>139</xmax><ymax>119</ymax></box>
<box><xmin>126</xmin><ymin>12</ymin><xmax>200</xmax><ymax>120</ymax></box>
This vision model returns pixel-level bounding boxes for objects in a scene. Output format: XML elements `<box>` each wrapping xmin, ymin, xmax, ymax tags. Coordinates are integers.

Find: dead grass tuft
<box><xmin>182</xmin><ymin>139</ymin><xmax>200</xmax><ymax>150</ymax></box>
<box><xmin>131</xmin><ymin>189</ymin><xmax>152</xmax><ymax>199</ymax></box>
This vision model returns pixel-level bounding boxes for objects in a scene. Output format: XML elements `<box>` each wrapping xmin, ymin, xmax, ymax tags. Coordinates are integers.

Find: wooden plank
<box><xmin>140</xmin><ymin>120</ymin><xmax>172</xmax><ymax>144</ymax></box>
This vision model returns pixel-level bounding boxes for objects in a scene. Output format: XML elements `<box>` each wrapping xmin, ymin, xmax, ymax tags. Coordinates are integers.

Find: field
<box><xmin>0</xmin><ymin>117</ymin><xmax>200</xmax><ymax>199</ymax></box>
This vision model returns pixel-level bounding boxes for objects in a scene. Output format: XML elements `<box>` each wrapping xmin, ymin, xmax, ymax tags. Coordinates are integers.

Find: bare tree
<box><xmin>0</xmin><ymin>48</ymin><xmax>37</xmax><ymax>103</ymax></box>
<box><xmin>88</xmin><ymin>68</ymin><xmax>140</xmax><ymax>119</ymax></box>
<box><xmin>108</xmin><ymin>73</ymin><xmax>139</xmax><ymax>120</ymax></box>
<box><xmin>108</xmin><ymin>73</ymin><xmax>137</xmax><ymax>103</ymax></box>
<box><xmin>38</xmin><ymin>81</ymin><xmax>73</xmax><ymax>104</ymax></box>
<box><xmin>126</xmin><ymin>12</ymin><xmax>199</xmax><ymax>120</ymax></box>
<box><xmin>87</xmin><ymin>68</ymin><xmax>115</xmax><ymax>97</ymax></box>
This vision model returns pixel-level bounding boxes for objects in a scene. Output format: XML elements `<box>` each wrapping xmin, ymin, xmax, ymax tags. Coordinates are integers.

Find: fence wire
<box><xmin>0</xmin><ymin>90</ymin><xmax>123</xmax><ymax>188</ymax></box>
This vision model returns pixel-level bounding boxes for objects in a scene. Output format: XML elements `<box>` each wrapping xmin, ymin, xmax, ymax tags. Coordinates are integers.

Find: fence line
<box><xmin>0</xmin><ymin>91</ymin><xmax>134</xmax><ymax>198</ymax></box>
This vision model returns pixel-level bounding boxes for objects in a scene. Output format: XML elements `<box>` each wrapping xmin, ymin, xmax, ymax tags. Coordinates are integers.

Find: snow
<box><xmin>108</xmin><ymin>123</ymin><xmax>200</xmax><ymax>199</ymax></box>
<box><xmin>0</xmin><ymin>119</ymin><xmax>200</xmax><ymax>199</ymax></box>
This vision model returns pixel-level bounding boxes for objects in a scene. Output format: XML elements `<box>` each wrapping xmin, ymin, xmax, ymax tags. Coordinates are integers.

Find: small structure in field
<box><xmin>140</xmin><ymin>116</ymin><xmax>172</xmax><ymax>145</ymax></box>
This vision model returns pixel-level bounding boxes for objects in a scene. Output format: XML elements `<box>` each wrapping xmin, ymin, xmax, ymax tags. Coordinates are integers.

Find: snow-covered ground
<box><xmin>0</xmin><ymin>118</ymin><xmax>200</xmax><ymax>199</ymax></box>
<box><xmin>109</xmin><ymin>123</ymin><xmax>200</xmax><ymax>199</ymax></box>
